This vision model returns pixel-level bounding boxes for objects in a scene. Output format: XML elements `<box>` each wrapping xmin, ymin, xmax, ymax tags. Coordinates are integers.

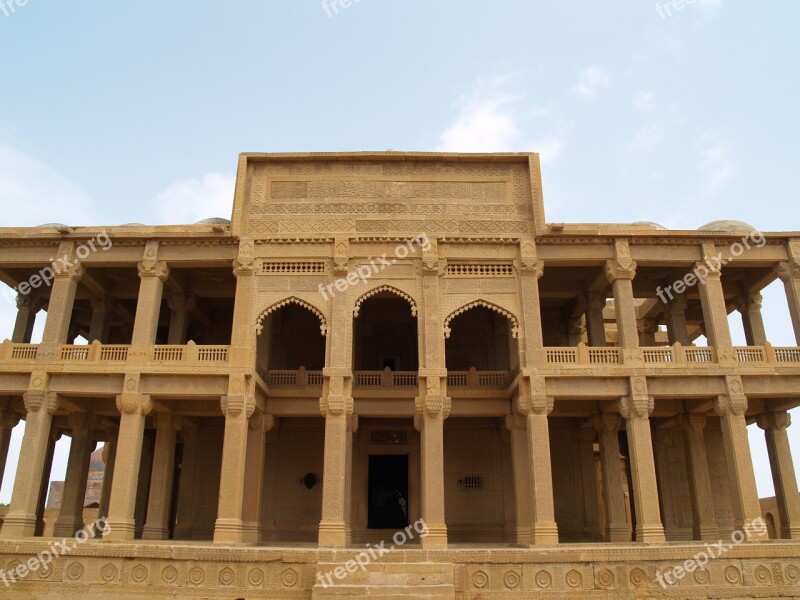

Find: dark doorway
<box><xmin>381</xmin><ymin>357</ymin><xmax>397</xmax><ymax>370</ymax></box>
<box><xmin>368</xmin><ymin>455</ymin><xmax>409</xmax><ymax>529</ymax></box>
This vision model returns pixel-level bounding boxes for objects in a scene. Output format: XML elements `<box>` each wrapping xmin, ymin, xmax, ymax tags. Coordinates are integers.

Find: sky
<box><xmin>1</xmin><ymin>1</ymin><xmax>799</xmax><ymax>505</ymax></box>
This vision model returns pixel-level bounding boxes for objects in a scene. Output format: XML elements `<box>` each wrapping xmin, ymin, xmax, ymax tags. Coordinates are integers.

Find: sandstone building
<box><xmin>0</xmin><ymin>152</ymin><xmax>799</xmax><ymax>598</ymax></box>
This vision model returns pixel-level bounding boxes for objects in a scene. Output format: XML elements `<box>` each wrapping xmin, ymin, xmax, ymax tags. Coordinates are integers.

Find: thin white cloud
<box><xmin>630</xmin><ymin>124</ymin><xmax>665</xmax><ymax>152</ymax></box>
<box><xmin>0</xmin><ymin>145</ymin><xmax>94</xmax><ymax>227</ymax></box>
<box><xmin>700</xmin><ymin>143</ymin><xmax>735</xmax><ymax>197</ymax></box>
<box><xmin>437</xmin><ymin>79</ymin><xmax>565</xmax><ymax>166</ymax></box>
<box><xmin>154</xmin><ymin>173</ymin><xmax>236</xmax><ymax>225</ymax></box>
<box><xmin>572</xmin><ymin>67</ymin><xmax>610</xmax><ymax>100</ymax></box>
<box><xmin>633</xmin><ymin>92</ymin><xmax>657</xmax><ymax>112</ymax></box>
<box><xmin>437</xmin><ymin>81</ymin><xmax>522</xmax><ymax>152</ymax></box>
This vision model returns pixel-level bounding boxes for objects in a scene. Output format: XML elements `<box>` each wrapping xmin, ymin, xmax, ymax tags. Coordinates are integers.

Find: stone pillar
<box><xmin>517</xmin><ymin>244</ymin><xmax>544</xmax><ymax>368</ymax></box>
<box><xmin>41</xmin><ymin>261</ymin><xmax>83</xmax><ymax>346</ymax></box>
<box><xmin>516</xmin><ymin>386</ymin><xmax>559</xmax><ymax>545</ymax></box>
<box><xmin>505</xmin><ymin>415</ymin><xmax>531</xmax><ymax>545</ymax></box>
<box><xmin>173</xmin><ymin>426</ymin><xmax>198</xmax><ymax>540</ymax></box>
<box><xmin>53</xmin><ymin>413</ymin><xmax>95</xmax><ymax>537</ymax></box>
<box><xmin>578</xmin><ymin>427</ymin><xmax>601</xmax><ymax>540</ymax></box>
<box><xmin>104</xmin><ymin>392</ymin><xmax>152</xmax><ymax>541</ymax></box>
<box><xmin>214</xmin><ymin>377</ymin><xmax>256</xmax><ymax>543</ymax></box>
<box><xmin>638</xmin><ymin>318</ymin><xmax>658</xmax><ymax>347</ymax></box>
<box><xmin>88</xmin><ymin>296</ymin><xmax>115</xmax><ymax>343</ymax></box>
<box><xmin>713</xmin><ymin>376</ymin><xmax>766</xmax><ymax>539</ymax></box>
<box><xmin>416</xmin><ymin>384</ymin><xmax>449</xmax><ymax>549</ymax></box>
<box><xmin>35</xmin><ymin>428</ymin><xmax>60</xmax><ymax>537</ymax></box>
<box><xmin>696</xmin><ymin>257</ymin><xmax>733</xmax><ymax>349</ymax></box>
<box><xmin>97</xmin><ymin>437</ymin><xmax>117</xmax><ymax>534</ymax></box>
<box><xmin>167</xmin><ymin>293</ymin><xmax>190</xmax><ymax>345</ymax></box>
<box><xmin>681</xmin><ymin>414</ymin><xmax>719</xmax><ymax>540</ymax></box>
<box><xmin>132</xmin><ymin>259</ymin><xmax>169</xmax><ymax>348</ymax></box>
<box><xmin>0</xmin><ymin>409</ymin><xmax>20</xmax><ymax>492</ymax></box>
<box><xmin>758</xmin><ymin>411</ymin><xmax>800</xmax><ymax>539</ymax></box>
<box><xmin>319</xmin><ymin>385</ymin><xmax>354</xmax><ymax>547</ymax></box>
<box><xmin>776</xmin><ymin>260</ymin><xmax>800</xmax><ymax>345</ymax></box>
<box><xmin>735</xmin><ymin>292</ymin><xmax>767</xmax><ymax>346</ymax></box>
<box><xmin>241</xmin><ymin>413</ymin><xmax>274</xmax><ymax>543</ymax></box>
<box><xmin>594</xmin><ymin>413</ymin><xmax>630</xmax><ymax>542</ymax></box>
<box><xmin>620</xmin><ymin>379</ymin><xmax>665</xmax><ymax>543</ymax></box>
<box><xmin>586</xmin><ymin>292</ymin><xmax>607</xmax><ymax>347</ymax></box>
<box><xmin>665</xmin><ymin>295</ymin><xmax>690</xmax><ymax>345</ymax></box>
<box><xmin>12</xmin><ymin>295</ymin><xmax>41</xmax><ymax>344</ymax></box>
<box><xmin>605</xmin><ymin>245</ymin><xmax>639</xmax><ymax>350</ymax></box>
<box><xmin>142</xmin><ymin>415</ymin><xmax>181</xmax><ymax>540</ymax></box>
<box><xmin>1</xmin><ymin>388</ymin><xmax>59</xmax><ymax>538</ymax></box>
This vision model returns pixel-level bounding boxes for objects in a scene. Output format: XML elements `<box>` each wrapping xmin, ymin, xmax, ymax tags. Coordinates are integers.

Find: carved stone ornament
<box><xmin>23</xmin><ymin>391</ymin><xmax>59</xmax><ymax>414</ymax></box>
<box><xmin>619</xmin><ymin>394</ymin><xmax>654</xmax><ymax>420</ymax></box>
<box><xmin>235</xmin><ymin>239</ymin><xmax>255</xmax><ymax>274</ymax></box>
<box><xmin>444</xmin><ymin>300</ymin><xmax>519</xmax><ymax>339</ymax></box>
<box><xmin>138</xmin><ymin>260</ymin><xmax>170</xmax><ymax>282</ymax></box>
<box><xmin>116</xmin><ymin>394</ymin><xmax>153</xmax><ymax>416</ymax></box>
<box><xmin>220</xmin><ymin>394</ymin><xmax>255</xmax><ymax>418</ymax></box>
<box><xmin>319</xmin><ymin>395</ymin><xmax>353</xmax><ymax>417</ymax></box>
<box><xmin>415</xmin><ymin>394</ymin><xmax>451</xmax><ymax>419</ymax></box>
<box><xmin>605</xmin><ymin>259</ymin><xmax>637</xmax><ymax>283</ymax></box>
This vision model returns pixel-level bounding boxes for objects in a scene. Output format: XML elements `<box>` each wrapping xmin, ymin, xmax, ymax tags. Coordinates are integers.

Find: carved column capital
<box><xmin>776</xmin><ymin>261</ymin><xmax>800</xmax><ymax>283</ymax></box>
<box><xmin>138</xmin><ymin>261</ymin><xmax>170</xmax><ymax>282</ymax></box>
<box><xmin>23</xmin><ymin>391</ymin><xmax>59</xmax><ymax>414</ymax></box>
<box><xmin>415</xmin><ymin>394</ymin><xmax>451</xmax><ymax>419</ymax></box>
<box><xmin>619</xmin><ymin>395</ymin><xmax>654</xmax><ymax>420</ymax></box>
<box><xmin>605</xmin><ymin>259</ymin><xmax>637</xmax><ymax>283</ymax></box>
<box><xmin>714</xmin><ymin>394</ymin><xmax>747</xmax><ymax>417</ymax></box>
<box><xmin>757</xmin><ymin>410</ymin><xmax>791</xmax><ymax>432</ymax></box>
<box><xmin>234</xmin><ymin>239</ymin><xmax>255</xmax><ymax>275</ymax></box>
<box><xmin>515</xmin><ymin>394</ymin><xmax>554</xmax><ymax>417</ymax></box>
<box><xmin>116</xmin><ymin>393</ymin><xmax>153</xmax><ymax>416</ymax></box>
<box><xmin>221</xmin><ymin>394</ymin><xmax>256</xmax><ymax>418</ymax></box>
<box><xmin>320</xmin><ymin>395</ymin><xmax>354</xmax><ymax>417</ymax></box>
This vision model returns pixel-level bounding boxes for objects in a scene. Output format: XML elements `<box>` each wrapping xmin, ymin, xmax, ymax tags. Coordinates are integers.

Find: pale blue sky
<box><xmin>1</xmin><ymin>1</ymin><xmax>798</xmax><ymax>504</ymax></box>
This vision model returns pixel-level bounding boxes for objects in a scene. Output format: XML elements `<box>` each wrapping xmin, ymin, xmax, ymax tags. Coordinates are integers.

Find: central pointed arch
<box><xmin>353</xmin><ymin>285</ymin><xmax>418</xmax><ymax>318</ymax></box>
<box><xmin>255</xmin><ymin>297</ymin><xmax>327</xmax><ymax>336</ymax></box>
<box><xmin>443</xmin><ymin>299</ymin><xmax>519</xmax><ymax>339</ymax></box>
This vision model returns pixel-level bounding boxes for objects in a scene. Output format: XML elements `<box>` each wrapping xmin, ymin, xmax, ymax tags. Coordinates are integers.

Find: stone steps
<box><xmin>312</xmin><ymin>560</ymin><xmax>455</xmax><ymax>600</ymax></box>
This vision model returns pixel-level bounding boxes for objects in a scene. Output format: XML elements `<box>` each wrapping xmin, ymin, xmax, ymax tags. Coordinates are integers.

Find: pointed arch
<box><xmin>255</xmin><ymin>297</ymin><xmax>327</xmax><ymax>336</ymax></box>
<box><xmin>443</xmin><ymin>299</ymin><xmax>519</xmax><ymax>339</ymax></box>
<box><xmin>353</xmin><ymin>285</ymin><xmax>418</xmax><ymax>318</ymax></box>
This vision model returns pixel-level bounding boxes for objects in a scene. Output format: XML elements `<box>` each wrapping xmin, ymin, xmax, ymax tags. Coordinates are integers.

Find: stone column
<box><xmin>319</xmin><ymin>385</ymin><xmax>354</xmax><ymax>547</ymax></box>
<box><xmin>173</xmin><ymin>426</ymin><xmax>198</xmax><ymax>540</ymax></box>
<box><xmin>97</xmin><ymin>437</ymin><xmax>117</xmax><ymax>534</ymax></box>
<box><xmin>241</xmin><ymin>413</ymin><xmax>274</xmax><ymax>543</ymax></box>
<box><xmin>416</xmin><ymin>385</ymin><xmax>449</xmax><ymax>549</ymax></box>
<box><xmin>142</xmin><ymin>415</ymin><xmax>181</xmax><ymax>540</ymax></box>
<box><xmin>620</xmin><ymin>379</ymin><xmax>665</xmax><ymax>543</ymax></box>
<box><xmin>605</xmin><ymin>246</ymin><xmax>639</xmax><ymax>350</ymax></box>
<box><xmin>505</xmin><ymin>415</ymin><xmax>531</xmax><ymax>545</ymax></box>
<box><xmin>758</xmin><ymin>411</ymin><xmax>800</xmax><ymax>539</ymax></box>
<box><xmin>516</xmin><ymin>386</ymin><xmax>559</xmax><ymax>545</ymax></box>
<box><xmin>578</xmin><ymin>427</ymin><xmax>601</xmax><ymax>540</ymax></box>
<box><xmin>0</xmin><ymin>409</ymin><xmax>20</xmax><ymax>492</ymax></box>
<box><xmin>665</xmin><ymin>295</ymin><xmax>690</xmax><ymax>345</ymax></box>
<box><xmin>12</xmin><ymin>295</ymin><xmax>41</xmax><ymax>344</ymax></box>
<box><xmin>594</xmin><ymin>413</ymin><xmax>630</xmax><ymax>542</ymax></box>
<box><xmin>735</xmin><ymin>292</ymin><xmax>767</xmax><ymax>346</ymax></box>
<box><xmin>104</xmin><ymin>392</ymin><xmax>152</xmax><ymax>541</ymax></box>
<box><xmin>681</xmin><ymin>414</ymin><xmax>719</xmax><ymax>540</ymax></box>
<box><xmin>35</xmin><ymin>429</ymin><xmax>60</xmax><ymax>537</ymax></box>
<box><xmin>586</xmin><ymin>292</ymin><xmax>607</xmax><ymax>347</ymax></box>
<box><xmin>696</xmin><ymin>258</ymin><xmax>733</xmax><ymax>350</ymax></box>
<box><xmin>53</xmin><ymin>413</ymin><xmax>95</xmax><ymax>537</ymax></box>
<box><xmin>166</xmin><ymin>293</ymin><xmax>190</xmax><ymax>345</ymax></box>
<box><xmin>776</xmin><ymin>261</ymin><xmax>800</xmax><ymax>345</ymax></box>
<box><xmin>1</xmin><ymin>388</ymin><xmax>59</xmax><ymax>539</ymax></box>
<box><xmin>214</xmin><ymin>377</ymin><xmax>256</xmax><ymax>543</ymax></box>
<box><xmin>132</xmin><ymin>259</ymin><xmax>169</xmax><ymax>348</ymax></box>
<box><xmin>88</xmin><ymin>296</ymin><xmax>115</xmax><ymax>343</ymax></box>
<box><xmin>41</xmin><ymin>262</ymin><xmax>83</xmax><ymax>346</ymax></box>
<box><xmin>517</xmin><ymin>244</ymin><xmax>545</xmax><ymax>367</ymax></box>
<box><xmin>638</xmin><ymin>318</ymin><xmax>658</xmax><ymax>347</ymax></box>
<box><xmin>713</xmin><ymin>376</ymin><xmax>766</xmax><ymax>538</ymax></box>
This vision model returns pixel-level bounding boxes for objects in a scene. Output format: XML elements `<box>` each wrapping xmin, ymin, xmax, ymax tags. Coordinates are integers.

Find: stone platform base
<box><xmin>0</xmin><ymin>539</ymin><xmax>799</xmax><ymax>598</ymax></box>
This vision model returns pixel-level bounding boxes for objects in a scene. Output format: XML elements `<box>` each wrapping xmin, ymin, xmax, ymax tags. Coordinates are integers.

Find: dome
<box><xmin>632</xmin><ymin>221</ymin><xmax>668</xmax><ymax>231</ymax></box>
<box><xmin>120</xmin><ymin>223</ymin><xmax>145</xmax><ymax>226</ymax></box>
<box><xmin>37</xmin><ymin>223</ymin><xmax>68</xmax><ymax>228</ymax></box>
<box><xmin>196</xmin><ymin>218</ymin><xmax>231</xmax><ymax>225</ymax></box>
<box><xmin>698</xmin><ymin>220</ymin><xmax>756</xmax><ymax>232</ymax></box>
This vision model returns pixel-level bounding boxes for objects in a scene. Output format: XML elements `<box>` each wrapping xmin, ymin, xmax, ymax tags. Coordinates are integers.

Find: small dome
<box><xmin>120</xmin><ymin>223</ymin><xmax>145</xmax><ymax>226</ymax></box>
<box><xmin>196</xmin><ymin>218</ymin><xmax>231</xmax><ymax>225</ymax></box>
<box><xmin>698</xmin><ymin>220</ymin><xmax>756</xmax><ymax>232</ymax></box>
<box><xmin>37</xmin><ymin>223</ymin><xmax>68</xmax><ymax>228</ymax></box>
<box><xmin>632</xmin><ymin>221</ymin><xmax>668</xmax><ymax>230</ymax></box>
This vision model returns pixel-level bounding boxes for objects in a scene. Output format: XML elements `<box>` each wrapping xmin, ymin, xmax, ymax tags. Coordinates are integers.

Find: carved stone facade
<box><xmin>0</xmin><ymin>152</ymin><xmax>798</xmax><ymax>598</ymax></box>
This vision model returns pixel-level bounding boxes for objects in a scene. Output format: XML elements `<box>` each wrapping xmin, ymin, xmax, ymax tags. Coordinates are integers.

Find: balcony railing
<box><xmin>447</xmin><ymin>368</ymin><xmax>511</xmax><ymax>388</ymax></box>
<box><xmin>268</xmin><ymin>368</ymin><xmax>324</xmax><ymax>387</ymax></box>
<box><xmin>354</xmin><ymin>370</ymin><xmax>418</xmax><ymax>388</ymax></box>
<box><xmin>0</xmin><ymin>341</ymin><xmax>229</xmax><ymax>365</ymax></box>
